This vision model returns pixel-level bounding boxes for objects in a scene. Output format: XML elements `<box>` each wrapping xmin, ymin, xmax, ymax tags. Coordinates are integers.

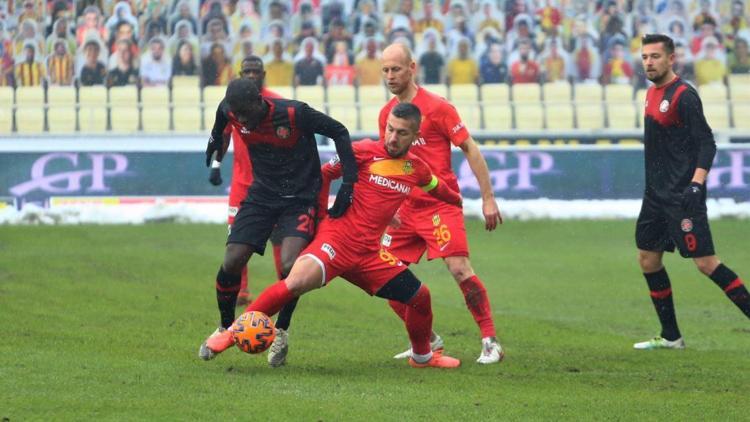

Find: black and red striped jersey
<box><xmin>643</xmin><ymin>77</ymin><xmax>716</xmax><ymax>202</ymax></box>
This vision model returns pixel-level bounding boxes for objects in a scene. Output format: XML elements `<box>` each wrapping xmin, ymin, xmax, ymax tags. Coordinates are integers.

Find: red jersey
<box><xmin>228</xmin><ymin>87</ymin><xmax>282</xmax><ymax>204</ymax></box>
<box><xmin>320</xmin><ymin>139</ymin><xmax>439</xmax><ymax>248</ymax></box>
<box><xmin>378</xmin><ymin>86</ymin><xmax>470</xmax><ymax>207</ymax></box>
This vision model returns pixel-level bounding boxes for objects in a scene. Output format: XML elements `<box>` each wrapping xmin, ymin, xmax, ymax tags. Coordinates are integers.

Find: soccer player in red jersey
<box><xmin>208</xmin><ymin>56</ymin><xmax>286</xmax><ymax>307</ymax></box>
<box><xmin>203</xmin><ymin>103</ymin><xmax>464</xmax><ymax>368</ymax></box>
<box><xmin>378</xmin><ymin>43</ymin><xmax>505</xmax><ymax>364</ymax></box>
<box><xmin>633</xmin><ymin>34</ymin><xmax>749</xmax><ymax>350</ymax></box>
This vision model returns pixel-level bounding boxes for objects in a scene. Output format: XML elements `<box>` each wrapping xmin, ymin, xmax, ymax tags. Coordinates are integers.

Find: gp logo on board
<box><xmin>321</xmin><ymin>243</ymin><xmax>336</xmax><ymax>260</ymax></box>
<box><xmin>9</xmin><ymin>153</ymin><xmax>129</xmax><ymax>197</ymax></box>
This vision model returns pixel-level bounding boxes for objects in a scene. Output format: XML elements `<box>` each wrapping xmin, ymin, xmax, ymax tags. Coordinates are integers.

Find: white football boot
<box><xmin>267</xmin><ymin>328</ymin><xmax>289</xmax><ymax>367</ymax></box>
<box><xmin>476</xmin><ymin>337</ymin><xmax>504</xmax><ymax>364</ymax></box>
<box><xmin>633</xmin><ymin>337</ymin><xmax>685</xmax><ymax>350</ymax></box>
<box><xmin>393</xmin><ymin>334</ymin><xmax>445</xmax><ymax>359</ymax></box>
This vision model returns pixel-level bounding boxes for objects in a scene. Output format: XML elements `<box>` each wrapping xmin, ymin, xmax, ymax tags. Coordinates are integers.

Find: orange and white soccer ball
<box><xmin>231</xmin><ymin>311</ymin><xmax>276</xmax><ymax>354</ymax></box>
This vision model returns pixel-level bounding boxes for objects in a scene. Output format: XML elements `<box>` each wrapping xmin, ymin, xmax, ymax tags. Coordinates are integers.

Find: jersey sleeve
<box><xmin>378</xmin><ymin>105</ymin><xmax>389</xmax><ymax>141</ymax></box>
<box><xmin>412</xmin><ymin>156</ymin><xmax>435</xmax><ymax>188</ymax></box>
<box><xmin>678</xmin><ymin>89</ymin><xmax>716</xmax><ymax>171</ymax></box>
<box><xmin>437</xmin><ymin>101</ymin><xmax>470</xmax><ymax>146</ymax></box>
<box><xmin>210</xmin><ymin>100</ymin><xmax>230</xmax><ymax>141</ymax></box>
<box><xmin>297</xmin><ymin>102</ymin><xmax>358</xmax><ymax>183</ymax></box>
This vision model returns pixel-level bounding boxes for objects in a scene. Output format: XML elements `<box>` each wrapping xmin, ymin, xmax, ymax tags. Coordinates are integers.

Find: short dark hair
<box><xmin>390</xmin><ymin>102</ymin><xmax>421</xmax><ymax>130</ymax></box>
<box><xmin>225</xmin><ymin>78</ymin><xmax>260</xmax><ymax>114</ymax></box>
<box><xmin>642</xmin><ymin>33</ymin><xmax>675</xmax><ymax>54</ymax></box>
<box><xmin>241</xmin><ymin>55</ymin><xmax>263</xmax><ymax>67</ymax></box>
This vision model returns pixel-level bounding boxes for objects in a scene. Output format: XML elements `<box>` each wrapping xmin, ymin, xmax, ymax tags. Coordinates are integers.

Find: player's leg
<box><xmin>370</xmin><ymin>269</ymin><xmax>460</xmax><ymax>368</ymax></box>
<box><xmin>697</xmin><ymin>257</ymin><xmax>750</xmax><ymax>319</ymax></box>
<box><xmin>200</xmin><ymin>202</ymin><xmax>275</xmax><ymax>360</ymax></box>
<box><xmin>265</xmin><ymin>204</ymin><xmax>317</xmax><ymax>366</ymax></box>
<box><xmin>633</xmin><ymin>201</ymin><xmax>684</xmax><ymax>350</ymax></box>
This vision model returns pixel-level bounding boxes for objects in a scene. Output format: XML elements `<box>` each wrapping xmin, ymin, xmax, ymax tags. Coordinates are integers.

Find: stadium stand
<box><xmin>0</xmin><ymin>1</ymin><xmax>746</xmax><ymax>135</ymax></box>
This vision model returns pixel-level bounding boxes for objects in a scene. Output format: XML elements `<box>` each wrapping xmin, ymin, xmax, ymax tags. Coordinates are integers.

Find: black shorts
<box><xmin>635</xmin><ymin>194</ymin><xmax>715</xmax><ymax>258</ymax></box>
<box><xmin>228</xmin><ymin>199</ymin><xmax>317</xmax><ymax>255</ymax></box>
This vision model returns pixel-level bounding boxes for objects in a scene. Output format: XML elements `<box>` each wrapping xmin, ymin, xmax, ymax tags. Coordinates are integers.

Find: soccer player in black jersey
<box><xmin>199</xmin><ymin>79</ymin><xmax>358</xmax><ymax>363</ymax></box>
<box><xmin>633</xmin><ymin>34</ymin><xmax>749</xmax><ymax>350</ymax></box>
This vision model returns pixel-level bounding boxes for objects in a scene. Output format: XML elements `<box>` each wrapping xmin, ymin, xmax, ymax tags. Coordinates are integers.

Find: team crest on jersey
<box><xmin>680</xmin><ymin>218</ymin><xmax>693</xmax><ymax>232</ymax></box>
<box><xmin>381</xmin><ymin>233</ymin><xmax>392</xmax><ymax>247</ymax></box>
<box><xmin>432</xmin><ymin>214</ymin><xmax>441</xmax><ymax>226</ymax></box>
<box><xmin>402</xmin><ymin>160</ymin><xmax>413</xmax><ymax>175</ymax></box>
<box><xmin>321</xmin><ymin>243</ymin><xmax>336</xmax><ymax>260</ymax></box>
<box><xmin>659</xmin><ymin>100</ymin><xmax>670</xmax><ymax>113</ymax></box>
<box><xmin>276</xmin><ymin>126</ymin><xmax>291</xmax><ymax>139</ymax></box>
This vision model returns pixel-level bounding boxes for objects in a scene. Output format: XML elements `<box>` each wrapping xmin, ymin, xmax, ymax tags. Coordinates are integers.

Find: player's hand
<box><xmin>209</xmin><ymin>167</ymin><xmax>222</xmax><ymax>186</ymax></box>
<box><xmin>205</xmin><ymin>135</ymin><xmax>224</xmax><ymax>167</ymax></box>
<box><xmin>482</xmin><ymin>197</ymin><xmax>503</xmax><ymax>231</ymax></box>
<box><xmin>681</xmin><ymin>182</ymin><xmax>704</xmax><ymax>212</ymax></box>
<box><xmin>328</xmin><ymin>182</ymin><xmax>354</xmax><ymax>218</ymax></box>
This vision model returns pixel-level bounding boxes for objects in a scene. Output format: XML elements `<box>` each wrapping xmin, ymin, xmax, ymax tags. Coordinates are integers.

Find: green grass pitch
<box><xmin>1</xmin><ymin>220</ymin><xmax>748</xmax><ymax>419</ymax></box>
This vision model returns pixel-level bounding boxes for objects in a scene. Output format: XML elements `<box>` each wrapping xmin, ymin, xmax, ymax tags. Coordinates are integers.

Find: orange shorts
<box><xmin>300</xmin><ymin>224</ymin><xmax>408</xmax><ymax>295</ymax></box>
<box><xmin>381</xmin><ymin>201</ymin><xmax>469</xmax><ymax>264</ymax></box>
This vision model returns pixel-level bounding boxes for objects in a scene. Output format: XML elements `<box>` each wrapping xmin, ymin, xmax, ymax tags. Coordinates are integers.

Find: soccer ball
<box><xmin>231</xmin><ymin>311</ymin><xmax>276</xmax><ymax>354</ymax></box>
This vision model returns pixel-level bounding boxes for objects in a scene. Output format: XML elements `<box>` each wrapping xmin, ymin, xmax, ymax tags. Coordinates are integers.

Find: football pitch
<box><xmin>1</xmin><ymin>220</ymin><xmax>748</xmax><ymax>420</ymax></box>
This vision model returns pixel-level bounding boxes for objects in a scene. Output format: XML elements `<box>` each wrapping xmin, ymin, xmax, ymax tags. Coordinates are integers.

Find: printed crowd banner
<box><xmin>1</xmin><ymin>146</ymin><xmax>750</xmax><ymax>206</ymax></box>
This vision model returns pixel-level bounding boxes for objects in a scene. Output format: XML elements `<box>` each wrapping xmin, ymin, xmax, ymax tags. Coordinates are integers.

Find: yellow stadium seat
<box><xmin>78</xmin><ymin>86</ymin><xmax>107</xmax><ymax>133</ymax></box>
<box><xmin>15</xmin><ymin>86</ymin><xmax>45</xmax><ymax>133</ymax></box>
<box><xmin>732</xmin><ymin>103</ymin><xmax>750</xmax><ymax>129</ymax></box>
<box><xmin>636</xmin><ymin>89</ymin><xmax>647</xmax><ymax>127</ymax></box>
<box><xmin>327</xmin><ymin>105</ymin><xmax>359</xmax><ymax>132</ymax></box>
<box><xmin>358</xmin><ymin>85</ymin><xmax>386</xmax><ymax>103</ymax></box>
<box><xmin>47</xmin><ymin>86</ymin><xmax>76</xmax><ymax>133</ymax></box>
<box><xmin>604</xmin><ymin>84</ymin><xmax>633</xmax><ymax>102</ymax></box>
<box><xmin>575</xmin><ymin>83</ymin><xmax>602</xmax><ymax>102</ymax></box>
<box><xmin>512</xmin><ymin>83</ymin><xmax>541</xmax><ymax>103</ymax></box>
<box><xmin>141</xmin><ymin>87</ymin><xmax>170</xmax><ymax>133</ymax></box>
<box><xmin>203</xmin><ymin>86</ymin><xmax>226</xmax><ymax>130</ymax></box>
<box><xmin>514</xmin><ymin>103</ymin><xmax>544</xmax><ymax>130</ymax></box>
<box><xmin>728</xmin><ymin>74</ymin><xmax>750</xmax><ymax>100</ymax></box>
<box><xmin>0</xmin><ymin>87</ymin><xmax>12</xmax><ymax>133</ymax></box>
<box><xmin>454</xmin><ymin>103</ymin><xmax>481</xmax><ymax>130</ymax></box>
<box><xmin>607</xmin><ymin>103</ymin><xmax>637</xmax><ymax>129</ymax></box>
<box><xmin>359</xmin><ymin>105</ymin><xmax>382</xmax><ymax>134</ymax></box>
<box><xmin>698</xmin><ymin>83</ymin><xmax>728</xmax><ymax>102</ymax></box>
<box><xmin>702</xmin><ymin>101</ymin><xmax>730</xmax><ymax>130</ymax></box>
<box><xmin>421</xmin><ymin>84</ymin><xmax>448</xmax><ymax>99</ymax></box>
<box><xmin>327</xmin><ymin>85</ymin><xmax>356</xmax><ymax>104</ymax></box>
<box><xmin>109</xmin><ymin>86</ymin><xmax>139</xmax><ymax>133</ymax></box>
<box><xmin>542</xmin><ymin>82</ymin><xmax>572</xmax><ymax>102</ymax></box>
<box><xmin>450</xmin><ymin>84</ymin><xmax>479</xmax><ymax>102</ymax></box>
<box><xmin>171</xmin><ymin>75</ymin><xmax>201</xmax><ymax>88</ymax></box>
<box><xmin>576</xmin><ymin>104</ymin><xmax>605</xmax><ymax>129</ymax></box>
<box><xmin>480</xmin><ymin>83</ymin><xmax>510</xmax><ymax>104</ymax></box>
<box><xmin>482</xmin><ymin>104</ymin><xmax>512</xmax><ymax>130</ymax></box>
<box><xmin>173</xmin><ymin>106</ymin><xmax>202</xmax><ymax>133</ymax></box>
<box><xmin>295</xmin><ymin>85</ymin><xmax>326</xmax><ymax>111</ymax></box>
<box><xmin>545</xmin><ymin>104</ymin><xmax>574</xmax><ymax>130</ymax></box>
<box><xmin>267</xmin><ymin>85</ymin><xmax>293</xmax><ymax>99</ymax></box>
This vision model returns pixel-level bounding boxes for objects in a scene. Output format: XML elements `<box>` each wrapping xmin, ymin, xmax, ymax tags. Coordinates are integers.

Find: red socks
<box><xmin>239</xmin><ymin>266</ymin><xmax>248</xmax><ymax>292</ymax></box>
<box><xmin>459</xmin><ymin>275</ymin><xmax>496</xmax><ymax>338</ymax></box>
<box><xmin>245</xmin><ymin>280</ymin><xmax>295</xmax><ymax>317</ymax></box>
<box><xmin>272</xmin><ymin>243</ymin><xmax>284</xmax><ymax>279</ymax></box>
<box><xmin>390</xmin><ymin>285</ymin><xmax>433</xmax><ymax>355</ymax></box>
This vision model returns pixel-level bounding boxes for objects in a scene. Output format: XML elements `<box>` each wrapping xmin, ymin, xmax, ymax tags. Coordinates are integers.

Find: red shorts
<box><xmin>227</xmin><ymin>181</ymin><xmax>250</xmax><ymax>225</ymax></box>
<box><xmin>381</xmin><ymin>201</ymin><xmax>469</xmax><ymax>264</ymax></box>
<box><xmin>300</xmin><ymin>222</ymin><xmax>408</xmax><ymax>295</ymax></box>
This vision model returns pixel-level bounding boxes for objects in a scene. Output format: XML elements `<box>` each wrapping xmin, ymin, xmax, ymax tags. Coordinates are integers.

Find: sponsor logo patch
<box><xmin>659</xmin><ymin>100</ymin><xmax>670</xmax><ymax>113</ymax></box>
<box><xmin>680</xmin><ymin>218</ymin><xmax>693</xmax><ymax>232</ymax></box>
<box><xmin>228</xmin><ymin>206</ymin><xmax>238</xmax><ymax>217</ymax></box>
<box><xmin>321</xmin><ymin>243</ymin><xmax>336</xmax><ymax>260</ymax></box>
<box><xmin>276</xmin><ymin>126</ymin><xmax>291</xmax><ymax>139</ymax></box>
<box><xmin>381</xmin><ymin>233</ymin><xmax>392</xmax><ymax>247</ymax></box>
<box><xmin>432</xmin><ymin>214</ymin><xmax>441</xmax><ymax>226</ymax></box>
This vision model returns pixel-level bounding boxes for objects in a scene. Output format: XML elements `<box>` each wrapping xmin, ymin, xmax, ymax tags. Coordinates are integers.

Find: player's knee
<box><xmin>637</xmin><ymin>251</ymin><xmax>661</xmax><ymax>273</ymax></box>
<box><xmin>445</xmin><ymin>257</ymin><xmax>474</xmax><ymax>283</ymax></box>
<box><xmin>223</xmin><ymin>244</ymin><xmax>252</xmax><ymax>274</ymax></box>
<box><xmin>694</xmin><ymin>256</ymin><xmax>719</xmax><ymax>276</ymax></box>
<box><xmin>284</xmin><ymin>274</ymin><xmax>319</xmax><ymax>296</ymax></box>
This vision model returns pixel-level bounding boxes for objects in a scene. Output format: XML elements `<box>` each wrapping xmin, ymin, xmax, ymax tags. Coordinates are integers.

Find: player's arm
<box><xmin>457</xmin><ymin>136</ymin><xmax>503</xmax><ymax>230</ymax></box>
<box><xmin>318</xmin><ymin>156</ymin><xmax>346</xmax><ymax>219</ymax></box>
<box><xmin>298</xmin><ymin>103</ymin><xmax>358</xmax><ymax>217</ymax></box>
<box><xmin>205</xmin><ymin>100</ymin><xmax>231</xmax><ymax>167</ymax></box>
<box><xmin>420</xmin><ymin>174</ymin><xmax>462</xmax><ymax>207</ymax></box>
<box><xmin>679</xmin><ymin>89</ymin><xmax>717</xmax><ymax>211</ymax></box>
